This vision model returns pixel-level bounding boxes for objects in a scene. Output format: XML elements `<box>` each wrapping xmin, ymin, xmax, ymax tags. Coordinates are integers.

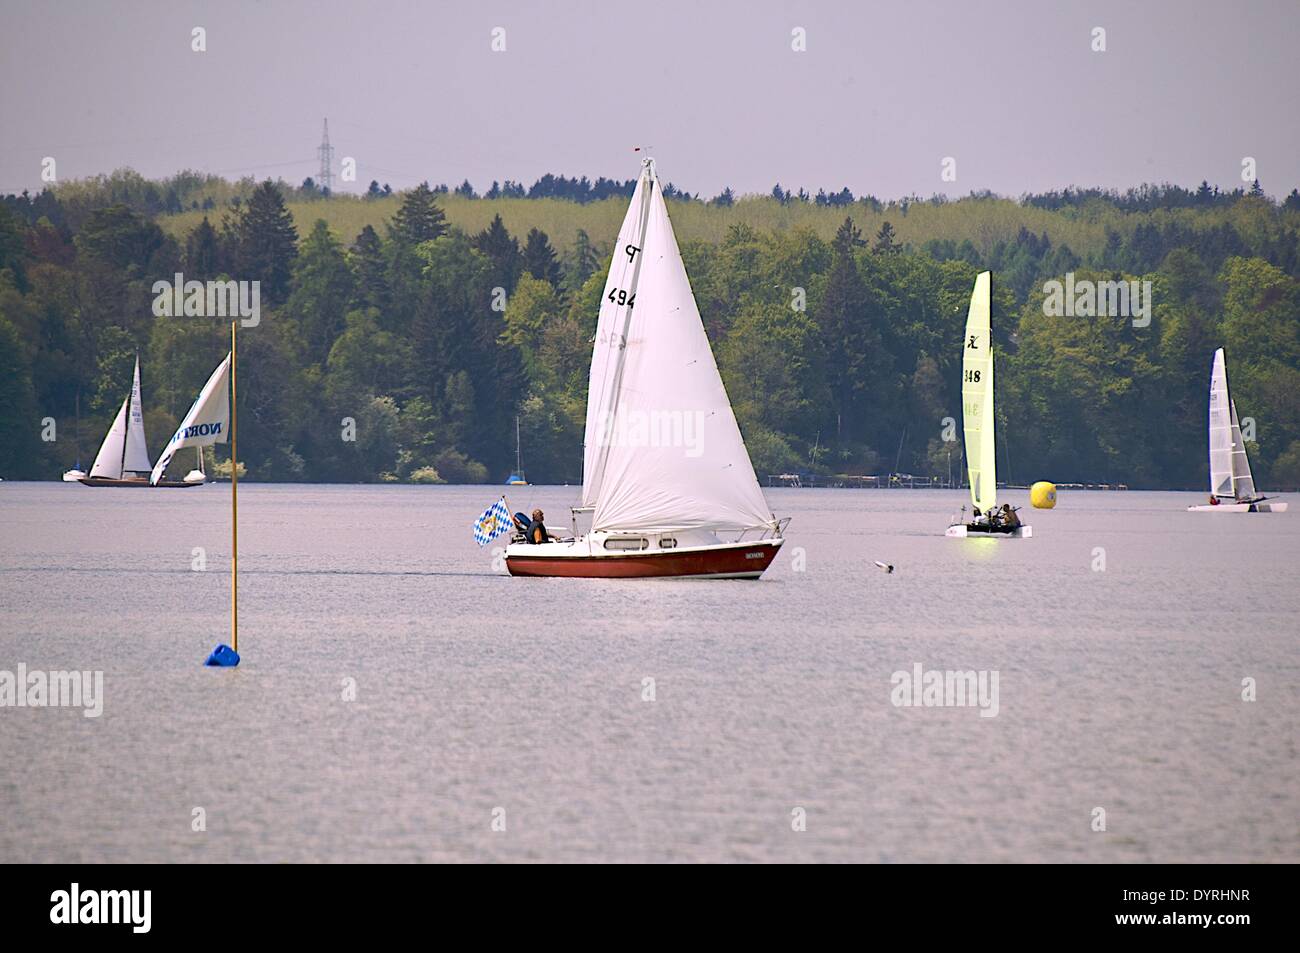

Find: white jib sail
<box><xmin>962</xmin><ymin>271</ymin><xmax>996</xmax><ymax>512</ymax></box>
<box><xmin>1207</xmin><ymin>348</ymin><xmax>1235</xmax><ymax>498</ymax></box>
<box><xmin>123</xmin><ymin>355</ymin><xmax>152</xmax><ymax>475</ymax></box>
<box><xmin>581</xmin><ymin>170</ymin><xmax>651</xmax><ymax>510</ymax></box>
<box><xmin>88</xmin><ymin>395</ymin><xmax>129</xmax><ymax>479</ymax></box>
<box><xmin>150</xmin><ymin>353</ymin><xmax>231</xmax><ymax>485</ymax></box>
<box><xmin>1228</xmin><ymin>397</ymin><xmax>1256</xmax><ymax>501</ymax></box>
<box><xmin>589</xmin><ymin>164</ymin><xmax>774</xmax><ymax>534</ymax></box>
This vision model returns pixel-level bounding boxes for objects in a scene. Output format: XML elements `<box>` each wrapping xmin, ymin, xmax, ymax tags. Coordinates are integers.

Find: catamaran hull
<box><xmin>506</xmin><ymin>538</ymin><xmax>783</xmax><ymax>579</ymax></box>
<box><xmin>1187</xmin><ymin>501</ymin><xmax>1287</xmax><ymax>513</ymax></box>
<box><xmin>76</xmin><ymin>477</ymin><xmax>201</xmax><ymax>488</ymax></box>
<box><xmin>945</xmin><ymin>523</ymin><xmax>1032</xmax><ymax>538</ymax></box>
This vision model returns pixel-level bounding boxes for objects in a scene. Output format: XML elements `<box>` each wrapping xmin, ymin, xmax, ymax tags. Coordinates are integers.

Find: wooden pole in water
<box><xmin>230</xmin><ymin>320</ymin><xmax>238</xmax><ymax>653</ymax></box>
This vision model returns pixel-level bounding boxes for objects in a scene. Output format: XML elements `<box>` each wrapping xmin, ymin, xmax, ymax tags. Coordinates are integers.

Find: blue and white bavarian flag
<box><xmin>473</xmin><ymin>498</ymin><xmax>515</xmax><ymax>546</ymax></box>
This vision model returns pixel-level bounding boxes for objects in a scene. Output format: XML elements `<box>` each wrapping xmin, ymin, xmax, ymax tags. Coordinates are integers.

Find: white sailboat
<box><xmin>152</xmin><ymin>332</ymin><xmax>241</xmax><ymax>667</ymax></box>
<box><xmin>504</xmin><ymin>158</ymin><xmax>785</xmax><ymax>578</ymax></box>
<box><xmin>183</xmin><ymin>446</ymin><xmax>208</xmax><ymax>484</ymax></box>
<box><xmin>1187</xmin><ymin>348</ymin><xmax>1286</xmax><ymax>513</ymax></box>
<box><xmin>79</xmin><ymin>355</ymin><xmax>197</xmax><ymax>488</ymax></box>
<box><xmin>505</xmin><ymin>415</ymin><xmax>528</xmax><ymax>485</ymax></box>
<box><xmin>61</xmin><ymin>391</ymin><xmax>87</xmax><ymax>481</ymax></box>
<box><xmin>152</xmin><ymin>353</ymin><xmax>231</xmax><ymax>486</ymax></box>
<box><xmin>945</xmin><ymin>271</ymin><xmax>1031</xmax><ymax>538</ymax></box>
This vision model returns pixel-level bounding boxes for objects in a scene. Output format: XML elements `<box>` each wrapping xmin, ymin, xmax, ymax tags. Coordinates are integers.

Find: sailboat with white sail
<box><xmin>78</xmin><ymin>355</ymin><xmax>199</xmax><ymax>488</ymax></box>
<box><xmin>152</xmin><ymin>329</ymin><xmax>242</xmax><ymax>667</ymax></box>
<box><xmin>503</xmin><ymin>158</ymin><xmax>786</xmax><ymax>578</ymax></box>
<box><xmin>505</xmin><ymin>415</ymin><xmax>528</xmax><ymax>485</ymax></box>
<box><xmin>1187</xmin><ymin>348</ymin><xmax>1286</xmax><ymax>513</ymax></box>
<box><xmin>945</xmin><ymin>271</ymin><xmax>1031</xmax><ymax>538</ymax></box>
<box><xmin>151</xmin><ymin>353</ymin><xmax>230</xmax><ymax>487</ymax></box>
<box><xmin>61</xmin><ymin>391</ymin><xmax>86</xmax><ymax>481</ymax></box>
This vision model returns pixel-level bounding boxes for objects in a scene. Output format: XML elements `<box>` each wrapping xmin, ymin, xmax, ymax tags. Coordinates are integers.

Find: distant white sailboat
<box><xmin>503</xmin><ymin>158</ymin><xmax>785</xmax><ymax>578</ymax></box>
<box><xmin>945</xmin><ymin>272</ymin><xmax>1031</xmax><ymax>538</ymax></box>
<box><xmin>183</xmin><ymin>446</ymin><xmax>207</xmax><ymax>484</ymax></box>
<box><xmin>505</xmin><ymin>415</ymin><xmax>528</xmax><ymax>486</ymax></box>
<box><xmin>61</xmin><ymin>391</ymin><xmax>87</xmax><ymax>481</ymax></box>
<box><xmin>1187</xmin><ymin>348</ymin><xmax>1286</xmax><ymax>513</ymax></box>
<box><xmin>79</xmin><ymin>356</ymin><xmax>197</xmax><ymax>488</ymax></box>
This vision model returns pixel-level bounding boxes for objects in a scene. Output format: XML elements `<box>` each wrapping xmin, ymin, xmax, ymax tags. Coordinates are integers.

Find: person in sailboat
<box><xmin>1001</xmin><ymin>504</ymin><xmax>1021</xmax><ymax>530</ymax></box>
<box><xmin>513</xmin><ymin>508</ymin><xmax>550</xmax><ymax>544</ymax></box>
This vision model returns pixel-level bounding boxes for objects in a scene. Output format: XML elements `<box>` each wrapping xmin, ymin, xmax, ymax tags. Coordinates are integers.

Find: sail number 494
<box><xmin>607</xmin><ymin>289</ymin><xmax>636</xmax><ymax>308</ymax></box>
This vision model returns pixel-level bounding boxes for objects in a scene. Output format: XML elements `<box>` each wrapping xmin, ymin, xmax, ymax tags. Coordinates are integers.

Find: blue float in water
<box><xmin>204</xmin><ymin>643</ymin><xmax>240</xmax><ymax>667</ymax></box>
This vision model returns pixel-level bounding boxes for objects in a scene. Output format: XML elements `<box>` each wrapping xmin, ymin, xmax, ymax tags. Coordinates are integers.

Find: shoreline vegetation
<box><xmin>2</xmin><ymin>168</ymin><xmax>1298</xmax><ymax>489</ymax></box>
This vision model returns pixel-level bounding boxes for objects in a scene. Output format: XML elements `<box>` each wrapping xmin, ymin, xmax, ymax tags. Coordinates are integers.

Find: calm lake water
<box><xmin>1</xmin><ymin>482</ymin><xmax>1296</xmax><ymax>863</ymax></box>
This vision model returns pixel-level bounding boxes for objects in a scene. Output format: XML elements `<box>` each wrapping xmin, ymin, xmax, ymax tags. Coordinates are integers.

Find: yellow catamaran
<box><xmin>946</xmin><ymin>272</ymin><xmax>1031</xmax><ymax>538</ymax></box>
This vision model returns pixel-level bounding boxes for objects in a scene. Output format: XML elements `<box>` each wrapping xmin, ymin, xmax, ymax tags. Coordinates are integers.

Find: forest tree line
<box><xmin>1</xmin><ymin>170</ymin><xmax>1299</xmax><ymax>488</ymax></box>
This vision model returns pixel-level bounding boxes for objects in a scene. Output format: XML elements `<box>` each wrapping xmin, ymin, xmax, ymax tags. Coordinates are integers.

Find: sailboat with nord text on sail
<box><xmin>503</xmin><ymin>157</ymin><xmax>786</xmax><ymax>578</ymax></box>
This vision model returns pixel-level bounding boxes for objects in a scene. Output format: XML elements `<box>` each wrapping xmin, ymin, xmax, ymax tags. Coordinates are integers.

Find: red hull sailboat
<box><xmin>503</xmin><ymin>158</ymin><xmax>785</xmax><ymax>579</ymax></box>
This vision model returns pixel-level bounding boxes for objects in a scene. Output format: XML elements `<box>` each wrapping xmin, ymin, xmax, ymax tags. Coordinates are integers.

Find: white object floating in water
<box><xmin>874</xmin><ymin>560</ymin><xmax>894</xmax><ymax>573</ymax></box>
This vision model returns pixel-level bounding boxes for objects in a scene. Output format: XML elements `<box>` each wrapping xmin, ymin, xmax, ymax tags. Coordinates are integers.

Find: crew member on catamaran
<box><xmin>1001</xmin><ymin>504</ymin><xmax>1021</xmax><ymax>529</ymax></box>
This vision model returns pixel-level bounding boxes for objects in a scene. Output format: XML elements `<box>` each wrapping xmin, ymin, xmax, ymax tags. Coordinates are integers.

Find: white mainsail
<box><xmin>962</xmin><ymin>271</ymin><xmax>996</xmax><ymax>512</ymax></box>
<box><xmin>88</xmin><ymin>396</ymin><xmax>129</xmax><ymax>479</ymax></box>
<box><xmin>582</xmin><ymin>161</ymin><xmax>774</xmax><ymax>534</ymax></box>
<box><xmin>89</xmin><ymin>355</ymin><xmax>151</xmax><ymax>479</ymax></box>
<box><xmin>1208</xmin><ymin>348</ymin><xmax>1256</xmax><ymax>501</ymax></box>
<box><xmin>151</xmin><ymin>353</ymin><xmax>231</xmax><ymax>485</ymax></box>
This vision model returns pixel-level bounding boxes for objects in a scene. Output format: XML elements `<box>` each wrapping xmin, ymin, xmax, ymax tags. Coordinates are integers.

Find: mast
<box><xmin>230</xmin><ymin>321</ymin><xmax>238</xmax><ymax>653</ymax></box>
<box><xmin>118</xmin><ymin>363</ymin><xmax>131</xmax><ymax>479</ymax></box>
<box><xmin>515</xmin><ymin>415</ymin><xmax>523</xmax><ymax>478</ymax></box>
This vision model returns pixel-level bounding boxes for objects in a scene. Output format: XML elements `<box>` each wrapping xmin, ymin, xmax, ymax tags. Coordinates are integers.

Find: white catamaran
<box><xmin>504</xmin><ymin>158</ymin><xmax>785</xmax><ymax>578</ymax></box>
<box><xmin>946</xmin><ymin>271</ymin><xmax>1031</xmax><ymax>538</ymax></box>
<box><xmin>78</xmin><ymin>355</ymin><xmax>199</xmax><ymax>488</ymax></box>
<box><xmin>1187</xmin><ymin>348</ymin><xmax>1286</xmax><ymax>513</ymax></box>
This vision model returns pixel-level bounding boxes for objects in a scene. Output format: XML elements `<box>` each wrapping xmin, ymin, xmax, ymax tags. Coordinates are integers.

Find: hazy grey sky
<box><xmin>2</xmin><ymin>0</ymin><xmax>1297</xmax><ymax>198</ymax></box>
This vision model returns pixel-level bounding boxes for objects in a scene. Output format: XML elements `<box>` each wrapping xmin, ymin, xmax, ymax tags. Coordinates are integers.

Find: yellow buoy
<box><xmin>1030</xmin><ymin>481</ymin><xmax>1057</xmax><ymax>509</ymax></box>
